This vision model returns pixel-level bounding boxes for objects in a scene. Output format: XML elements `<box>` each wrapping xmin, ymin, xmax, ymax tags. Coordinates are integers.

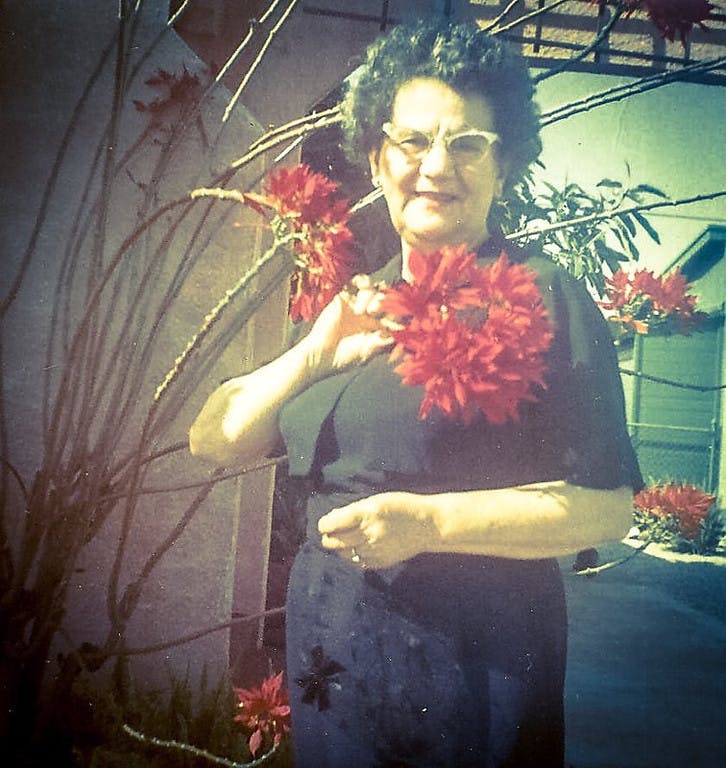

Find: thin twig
<box><xmin>231</xmin><ymin>111</ymin><xmax>342</xmax><ymax>170</ymax></box>
<box><xmin>482</xmin><ymin>0</ymin><xmax>521</xmax><ymax>32</ymax></box>
<box><xmin>0</xmin><ymin>38</ymin><xmax>116</xmax><ymax>319</ymax></box>
<box><xmin>122</xmin><ymin>724</ymin><xmax>281</xmax><ymax>767</ymax></box>
<box><xmin>573</xmin><ymin>540</ymin><xmax>650</xmax><ymax>576</ymax></box>
<box><xmin>492</xmin><ymin>0</ymin><xmax>573</xmax><ymax>35</ymax></box>
<box><xmin>533</xmin><ymin>6</ymin><xmax>623</xmax><ymax>84</ymax></box>
<box><xmin>213</xmin><ymin>0</ymin><xmax>286</xmax><ymax>86</ymax></box>
<box><xmin>153</xmin><ymin>218</ymin><xmax>297</xmax><ymax>401</ymax></box>
<box><xmin>104</xmin><ymin>456</ymin><xmax>288</xmax><ymax>502</ymax></box>
<box><xmin>115</xmin><ymin>483</ymin><xmax>215</xmax><ymax>629</ymax></box>
<box><xmin>247</xmin><ymin>106</ymin><xmax>341</xmax><ymax>152</ymax></box>
<box><xmin>541</xmin><ymin>56</ymin><xmax>726</xmax><ymax>126</ymax></box>
<box><xmin>223</xmin><ymin>0</ymin><xmax>301</xmax><ymax>123</ymax></box>
<box><xmin>167</xmin><ymin>0</ymin><xmax>191</xmax><ymax>27</ymax></box>
<box><xmin>506</xmin><ymin>190</ymin><xmax>726</xmax><ymax>241</ymax></box>
<box><xmin>115</xmin><ymin>607</ymin><xmax>286</xmax><ymax>657</ymax></box>
<box><xmin>619</xmin><ymin>368</ymin><xmax>726</xmax><ymax>392</ymax></box>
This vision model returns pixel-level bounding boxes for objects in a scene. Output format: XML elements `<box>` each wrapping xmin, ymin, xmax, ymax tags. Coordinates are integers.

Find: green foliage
<box><xmin>496</xmin><ymin>168</ymin><xmax>667</xmax><ymax>296</ymax></box>
<box><xmin>633</xmin><ymin>506</ymin><xmax>725</xmax><ymax>556</ymax></box>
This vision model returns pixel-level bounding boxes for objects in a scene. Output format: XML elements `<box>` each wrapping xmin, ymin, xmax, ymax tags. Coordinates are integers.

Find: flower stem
<box><xmin>122</xmin><ymin>724</ymin><xmax>281</xmax><ymax>767</ymax></box>
<box><xmin>153</xmin><ymin>231</ymin><xmax>297</xmax><ymax>402</ymax></box>
<box><xmin>573</xmin><ymin>539</ymin><xmax>651</xmax><ymax>577</ymax></box>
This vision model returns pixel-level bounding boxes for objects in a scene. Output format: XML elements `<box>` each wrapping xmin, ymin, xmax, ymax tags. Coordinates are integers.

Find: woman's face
<box><xmin>368</xmin><ymin>78</ymin><xmax>505</xmax><ymax>263</ymax></box>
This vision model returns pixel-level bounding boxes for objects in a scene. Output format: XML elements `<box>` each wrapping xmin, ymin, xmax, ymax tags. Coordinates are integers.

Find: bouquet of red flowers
<box><xmin>380</xmin><ymin>245</ymin><xmax>553</xmax><ymax>425</ymax></box>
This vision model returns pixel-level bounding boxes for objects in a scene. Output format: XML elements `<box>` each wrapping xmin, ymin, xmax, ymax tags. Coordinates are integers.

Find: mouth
<box><xmin>413</xmin><ymin>191</ymin><xmax>457</xmax><ymax>204</ymax></box>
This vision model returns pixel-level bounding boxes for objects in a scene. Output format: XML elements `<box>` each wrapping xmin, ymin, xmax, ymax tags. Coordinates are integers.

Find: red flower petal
<box><xmin>383</xmin><ymin>248</ymin><xmax>553</xmax><ymax>424</ymax></box>
<box><xmin>599</xmin><ymin>267</ymin><xmax>703</xmax><ymax>335</ymax></box>
<box><xmin>250</xmin><ymin>164</ymin><xmax>356</xmax><ymax>322</ymax></box>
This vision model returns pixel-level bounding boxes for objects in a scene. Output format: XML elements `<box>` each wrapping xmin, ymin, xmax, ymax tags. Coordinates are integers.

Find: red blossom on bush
<box><xmin>380</xmin><ymin>246</ymin><xmax>553</xmax><ymax>424</ymax></box>
<box><xmin>245</xmin><ymin>164</ymin><xmax>356</xmax><ymax>322</ymax></box>
<box><xmin>234</xmin><ymin>671</ymin><xmax>291</xmax><ymax>757</ymax></box>
<box><xmin>133</xmin><ymin>66</ymin><xmax>205</xmax><ymax>129</ymax></box>
<box><xmin>599</xmin><ymin>267</ymin><xmax>703</xmax><ymax>335</ymax></box>
<box><xmin>634</xmin><ymin>482</ymin><xmax>716</xmax><ymax>539</ymax></box>
<box><xmin>622</xmin><ymin>0</ymin><xmax>715</xmax><ymax>44</ymax></box>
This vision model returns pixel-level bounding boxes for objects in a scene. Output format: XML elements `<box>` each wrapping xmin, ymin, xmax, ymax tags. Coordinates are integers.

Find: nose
<box><xmin>418</xmin><ymin>139</ymin><xmax>455</xmax><ymax>177</ymax></box>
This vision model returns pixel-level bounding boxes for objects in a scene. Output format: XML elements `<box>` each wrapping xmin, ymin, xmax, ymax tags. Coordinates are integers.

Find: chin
<box><xmin>407</xmin><ymin>232</ymin><xmax>469</xmax><ymax>253</ymax></box>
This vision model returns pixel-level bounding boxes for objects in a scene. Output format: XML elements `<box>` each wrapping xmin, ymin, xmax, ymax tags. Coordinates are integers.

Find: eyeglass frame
<box><xmin>381</xmin><ymin>121</ymin><xmax>500</xmax><ymax>165</ymax></box>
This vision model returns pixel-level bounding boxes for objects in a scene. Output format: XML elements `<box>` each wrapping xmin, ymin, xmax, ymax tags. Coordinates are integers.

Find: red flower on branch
<box><xmin>133</xmin><ymin>66</ymin><xmax>206</xmax><ymax>130</ymax></box>
<box><xmin>245</xmin><ymin>164</ymin><xmax>356</xmax><ymax>322</ymax></box>
<box><xmin>234</xmin><ymin>671</ymin><xmax>291</xmax><ymax>757</ymax></box>
<box><xmin>623</xmin><ymin>0</ymin><xmax>715</xmax><ymax>44</ymax></box>
<box><xmin>380</xmin><ymin>247</ymin><xmax>553</xmax><ymax>425</ymax></box>
<box><xmin>634</xmin><ymin>482</ymin><xmax>716</xmax><ymax>540</ymax></box>
<box><xmin>599</xmin><ymin>267</ymin><xmax>703</xmax><ymax>335</ymax></box>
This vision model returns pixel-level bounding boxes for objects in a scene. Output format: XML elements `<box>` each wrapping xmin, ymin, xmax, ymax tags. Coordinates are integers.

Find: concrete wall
<box><xmin>1</xmin><ymin>0</ymin><xmax>277</xmax><ymax>690</ymax></box>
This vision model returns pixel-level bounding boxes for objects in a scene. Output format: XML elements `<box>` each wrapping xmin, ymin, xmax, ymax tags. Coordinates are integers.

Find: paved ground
<box><xmin>562</xmin><ymin>542</ymin><xmax>726</xmax><ymax>768</ymax></box>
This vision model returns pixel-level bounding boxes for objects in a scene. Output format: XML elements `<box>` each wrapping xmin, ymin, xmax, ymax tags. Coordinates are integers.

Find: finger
<box><xmin>365</xmin><ymin>329</ymin><xmax>395</xmax><ymax>353</ymax></box>
<box><xmin>320</xmin><ymin>532</ymin><xmax>364</xmax><ymax>550</ymax></box>
<box><xmin>350</xmin><ymin>273</ymin><xmax>373</xmax><ymax>291</ymax></box>
<box><xmin>378</xmin><ymin>315</ymin><xmax>405</xmax><ymax>332</ymax></box>
<box><xmin>318</xmin><ymin>505</ymin><xmax>361</xmax><ymax>534</ymax></box>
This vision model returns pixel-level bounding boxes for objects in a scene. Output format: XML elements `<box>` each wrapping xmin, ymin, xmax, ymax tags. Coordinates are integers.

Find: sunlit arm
<box><xmin>426</xmin><ymin>481</ymin><xmax>634</xmax><ymax>559</ymax></box>
<box><xmin>188</xmin><ymin>339</ymin><xmax>318</xmax><ymax>466</ymax></box>
<box><xmin>189</xmin><ymin>279</ymin><xmax>393</xmax><ymax>467</ymax></box>
<box><xmin>319</xmin><ymin>481</ymin><xmax>634</xmax><ymax>567</ymax></box>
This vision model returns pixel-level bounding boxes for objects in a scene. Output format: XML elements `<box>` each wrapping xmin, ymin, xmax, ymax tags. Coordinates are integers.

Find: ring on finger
<box><xmin>351</xmin><ymin>547</ymin><xmax>361</xmax><ymax>564</ymax></box>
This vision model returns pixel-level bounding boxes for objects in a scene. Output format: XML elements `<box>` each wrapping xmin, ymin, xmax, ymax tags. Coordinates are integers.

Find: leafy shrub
<box><xmin>633</xmin><ymin>482</ymin><xmax>724</xmax><ymax>555</ymax></box>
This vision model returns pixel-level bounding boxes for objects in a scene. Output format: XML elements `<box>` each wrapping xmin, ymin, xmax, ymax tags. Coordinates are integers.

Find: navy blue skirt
<box><xmin>285</xmin><ymin>493</ymin><xmax>567</xmax><ymax>768</ymax></box>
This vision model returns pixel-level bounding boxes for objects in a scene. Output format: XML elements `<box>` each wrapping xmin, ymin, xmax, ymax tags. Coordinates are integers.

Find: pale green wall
<box><xmin>534</xmin><ymin>71</ymin><xmax>726</xmax><ymax>274</ymax></box>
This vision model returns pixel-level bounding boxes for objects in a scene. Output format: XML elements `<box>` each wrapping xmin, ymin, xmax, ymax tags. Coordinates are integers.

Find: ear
<box><xmin>492</xmin><ymin>147</ymin><xmax>509</xmax><ymax>199</ymax></box>
<box><xmin>368</xmin><ymin>148</ymin><xmax>381</xmax><ymax>187</ymax></box>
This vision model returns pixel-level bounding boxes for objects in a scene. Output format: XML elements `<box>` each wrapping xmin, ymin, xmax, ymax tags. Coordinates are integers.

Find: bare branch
<box><xmin>223</xmin><ymin>0</ymin><xmax>301</xmax><ymax>123</ymax></box>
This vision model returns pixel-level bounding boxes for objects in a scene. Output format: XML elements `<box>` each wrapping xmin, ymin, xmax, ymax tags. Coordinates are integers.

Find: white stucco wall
<box><xmin>1</xmin><ymin>0</ymin><xmax>275</xmax><ymax>691</ymax></box>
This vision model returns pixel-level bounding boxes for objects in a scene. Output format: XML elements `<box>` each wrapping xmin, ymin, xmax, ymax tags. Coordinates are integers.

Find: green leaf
<box><xmin>630</xmin><ymin>183</ymin><xmax>668</xmax><ymax>199</ymax></box>
<box><xmin>596</xmin><ymin>178</ymin><xmax>624</xmax><ymax>190</ymax></box>
<box><xmin>631</xmin><ymin>211</ymin><xmax>661</xmax><ymax>244</ymax></box>
<box><xmin>618</xmin><ymin>213</ymin><xmax>637</xmax><ymax>237</ymax></box>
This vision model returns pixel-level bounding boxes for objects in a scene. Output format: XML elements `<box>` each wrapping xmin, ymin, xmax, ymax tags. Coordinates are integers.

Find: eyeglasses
<box><xmin>381</xmin><ymin>122</ymin><xmax>499</xmax><ymax>165</ymax></box>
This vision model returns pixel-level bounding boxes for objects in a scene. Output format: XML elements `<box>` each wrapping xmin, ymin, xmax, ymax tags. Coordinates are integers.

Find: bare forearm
<box><xmin>189</xmin><ymin>283</ymin><xmax>393</xmax><ymax>467</ymax></box>
<box><xmin>319</xmin><ymin>481</ymin><xmax>635</xmax><ymax>568</ymax></box>
<box><xmin>189</xmin><ymin>338</ymin><xmax>319</xmax><ymax>466</ymax></box>
<box><xmin>424</xmin><ymin>481</ymin><xmax>634</xmax><ymax>559</ymax></box>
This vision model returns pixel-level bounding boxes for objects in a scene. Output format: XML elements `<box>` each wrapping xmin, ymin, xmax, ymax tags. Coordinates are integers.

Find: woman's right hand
<box><xmin>189</xmin><ymin>274</ymin><xmax>394</xmax><ymax>466</ymax></box>
<box><xmin>302</xmin><ymin>274</ymin><xmax>395</xmax><ymax>377</ymax></box>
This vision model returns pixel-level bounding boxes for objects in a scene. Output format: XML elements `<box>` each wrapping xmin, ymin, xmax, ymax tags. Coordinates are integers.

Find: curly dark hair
<box><xmin>340</xmin><ymin>20</ymin><xmax>541</xmax><ymax>192</ymax></box>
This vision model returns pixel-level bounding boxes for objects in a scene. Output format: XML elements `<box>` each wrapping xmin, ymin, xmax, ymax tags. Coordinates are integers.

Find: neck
<box><xmin>400</xmin><ymin>229</ymin><xmax>490</xmax><ymax>282</ymax></box>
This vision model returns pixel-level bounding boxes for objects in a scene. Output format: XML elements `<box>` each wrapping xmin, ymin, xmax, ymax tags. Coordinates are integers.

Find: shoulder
<box><xmin>496</xmin><ymin>238</ymin><xmax>584</xmax><ymax>302</ymax></box>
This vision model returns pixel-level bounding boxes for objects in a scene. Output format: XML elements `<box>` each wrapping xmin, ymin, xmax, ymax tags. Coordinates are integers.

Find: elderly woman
<box><xmin>190</xmin><ymin>20</ymin><xmax>641</xmax><ymax>768</ymax></box>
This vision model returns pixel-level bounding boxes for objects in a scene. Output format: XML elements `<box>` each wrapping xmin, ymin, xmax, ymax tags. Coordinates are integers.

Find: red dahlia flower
<box><xmin>245</xmin><ymin>164</ymin><xmax>356</xmax><ymax>322</ymax></box>
<box><xmin>634</xmin><ymin>482</ymin><xmax>716</xmax><ymax>539</ymax></box>
<box><xmin>234</xmin><ymin>671</ymin><xmax>291</xmax><ymax>757</ymax></box>
<box><xmin>380</xmin><ymin>246</ymin><xmax>553</xmax><ymax>425</ymax></box>
<box><xmin>599</xmin><ymin>267</ymin><xmax>702</xmax><ymax>335</ymax></box>
<box><xmin>594</xmin><ymin>0</ymin><xmax>716</xmax><ymax>45</ymax></box>
<box><xmin>622</xmin><ymin>0</ymin><xmax>715</xmax><ymax>44</ymax></box>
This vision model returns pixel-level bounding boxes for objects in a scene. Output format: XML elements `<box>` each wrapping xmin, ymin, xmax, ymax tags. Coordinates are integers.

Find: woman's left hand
<box><xmin>318</xmin><ymin>492</ymin><xmax>435</xmax><ymax>569</ymax></box>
